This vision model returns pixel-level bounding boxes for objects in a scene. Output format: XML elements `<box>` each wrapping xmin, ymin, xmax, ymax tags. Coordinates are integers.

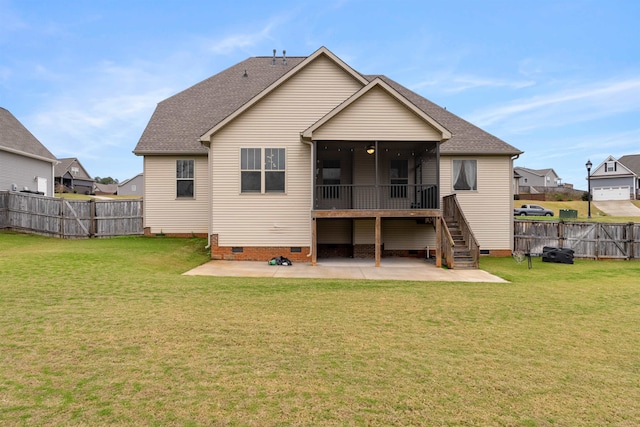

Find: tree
<box><xmin>95</xmin><ymin>176</ymin><xmax>119</xmax><ymax>184</ymax></box>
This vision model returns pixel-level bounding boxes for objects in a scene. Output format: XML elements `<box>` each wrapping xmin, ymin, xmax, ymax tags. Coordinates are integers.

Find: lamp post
<box><xmin>586</xmin><ymin>159</ymin><xmax>592</xmax><ymax>219</ymax></box>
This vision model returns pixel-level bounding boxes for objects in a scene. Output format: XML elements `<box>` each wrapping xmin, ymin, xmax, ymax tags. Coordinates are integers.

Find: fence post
<box><xmin>628</xmin><ymin>222</ymin><xmax>635</xmax><ymax>260</ymax></box>
<box><xmin>558</xmin><ymin>220</ymin><xmax>564</xmax><ymax>248</ymax></box>
<box><xmin>60</xmin><ymin>197</ymin><xmax>65</xmax><ymax>238</ymax></box>
<box><xmin>89</xmin><ymin>199</ymin><xmax>96</xmax><ymax>238</ymax></box>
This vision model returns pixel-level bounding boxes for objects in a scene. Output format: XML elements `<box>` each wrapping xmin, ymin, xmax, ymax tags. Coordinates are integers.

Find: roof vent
<box><xmin>272</xmin><ymin>49</ymin><xmax>276</xmax><ymax>66</ymax></box>
<box><xmin>282</xmin><ymin>50</ymin><xmax>287</xmax><ymax>66</ymax></box>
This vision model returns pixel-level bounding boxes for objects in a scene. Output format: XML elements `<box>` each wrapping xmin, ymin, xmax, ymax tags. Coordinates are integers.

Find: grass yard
<box><xmin>514</xmin><ymin>199</ymin><xmax>640</xmax><ymax>223</ymax></box>
<box><xmin>1</xmin><ymin>231</ymin><xmax>639</xmax><ymax>426</ymax></box>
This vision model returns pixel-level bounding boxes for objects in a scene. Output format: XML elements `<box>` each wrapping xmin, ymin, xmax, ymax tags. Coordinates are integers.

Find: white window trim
<box><xmin>240</xmin><ymin>147</ymin><xmax>286</xmax><ymax>194</ymax></box>
<box><xmin>176</xmin><ymin>159</ymin><xmax>195</xmax><ymax>199</ymax></box>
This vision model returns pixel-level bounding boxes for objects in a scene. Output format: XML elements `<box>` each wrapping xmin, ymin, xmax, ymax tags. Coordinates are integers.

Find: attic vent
<box><xmin>282</xmin><ymin>50</ymin><xmax>286</xmax><ymax>66</ymax></box>
<box><xmin>272</xmin><ymin>49</ymin><xmax>276</xmax><ymax>65</ymax></box>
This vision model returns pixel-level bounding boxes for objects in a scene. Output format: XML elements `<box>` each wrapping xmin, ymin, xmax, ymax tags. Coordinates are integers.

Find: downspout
<box><xmin>201</xmin><ymin>137</ymin><xmax>212</xmax><ymax>249</ymax></box>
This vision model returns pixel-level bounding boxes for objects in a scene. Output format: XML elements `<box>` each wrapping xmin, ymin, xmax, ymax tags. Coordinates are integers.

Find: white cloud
<box><xmin>411</xmin><ymin>73</ymin><xmax>535</xmax><ymax>94</ymax></box>
<box><xmin>469</xmin><ymin>78</ymin><xmax>640</xmax><ymax>130</ymax></box>
<box><xmin>207</xmin><ymin>13</ymin><xmax>293</xmax><ymax>55</ymax></box>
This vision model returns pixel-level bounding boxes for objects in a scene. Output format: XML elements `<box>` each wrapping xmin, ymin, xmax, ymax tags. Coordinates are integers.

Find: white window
<box><xmin>241</xmin><ymin>148</ymin><xmax>285</xmax><ymax>193</ymax></box>
<box><xmin>176</xmin><ymin>159</ymin><xmax>194</xmax><ymax>198</ymax></box>
<box><xmin>606</xmin><ymin>161</ymin><xmax>617</xmax><ymax>172</ymax></box>
<box><xmin>453</xmin><ymin>160</ymin><xmax>477</xmax><ymax>191</ymax></box>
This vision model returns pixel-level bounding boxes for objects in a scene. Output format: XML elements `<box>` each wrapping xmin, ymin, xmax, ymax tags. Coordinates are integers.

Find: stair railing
<box><xmin>440</xmin><ymin>217</ymin><xmax>456</xmax><ymax>268</ymax></box>
<box><xmin>442</xmin><ymin>194</ymin><xmax>480</xmax><ymax>268</ymax></box>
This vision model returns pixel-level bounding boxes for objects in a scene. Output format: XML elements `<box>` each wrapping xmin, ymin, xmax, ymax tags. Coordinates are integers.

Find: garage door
<box><xmin>593</xmin><ymin>186</ymin><xmax>630</xmax><ymax>201</ymax></box>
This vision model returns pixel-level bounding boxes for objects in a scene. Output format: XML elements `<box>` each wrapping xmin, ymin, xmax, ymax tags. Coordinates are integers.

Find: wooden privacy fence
<box><xmin>515</xmin><ymin>219</ymin><xmax>640</xmax><ymax>260</ymax></box>
<box><xmin>0</xmin><ymin>191</ymin><xmax>143</xmax><ymax>238</ymax></box>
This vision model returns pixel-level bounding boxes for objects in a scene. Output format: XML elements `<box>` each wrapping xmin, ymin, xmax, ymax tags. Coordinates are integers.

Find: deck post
<box><xmin>375</xmin><ymin>215</ymin><xmax>381</xmax><ymax>267</ymax></box>
<box><xmin>311</xmin><ymin>217</ymin><xmax>317</xmax><ymax>266</ymax></box>
<box><xmin>435</xmin><ymin>216</ymin><xmax>442</xmax><ymax>267</ymax></box>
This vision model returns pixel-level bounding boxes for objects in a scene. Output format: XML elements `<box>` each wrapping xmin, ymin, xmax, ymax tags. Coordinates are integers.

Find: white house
<box><xmin>589</xmin><ymin>155</ymin><xmax>640</xmax><ymax>200</ymax></box>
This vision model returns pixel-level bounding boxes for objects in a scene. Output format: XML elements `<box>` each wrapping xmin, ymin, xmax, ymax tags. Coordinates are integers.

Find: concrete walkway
<box><xmin>183</xmin><ymin>258</ymin><xmax>507</xmax><ymax>283</ymax></box>
<box><xmin>593</xmin><ymin>200</ymin><xmax>640</xmax><ymax>217</ymax></box>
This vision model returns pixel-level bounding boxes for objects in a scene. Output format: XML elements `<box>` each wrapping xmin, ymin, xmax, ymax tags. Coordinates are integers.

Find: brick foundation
<box><xmin>209</xmin><ymin>234</ymin><xmax>311</xmax><ymax>262</ymax></box>
<box><xmin>317</xmin><ymin>244</ymin><xmax>353</xmax><ymax>258</ymax></box>
<box><xmin>353</xmin><ymin>244</ymin><xmax>376</xmax><ymax>258</ymax></box>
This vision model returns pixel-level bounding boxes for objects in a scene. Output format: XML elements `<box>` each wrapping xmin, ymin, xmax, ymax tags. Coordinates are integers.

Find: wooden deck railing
<box><xmin>315</xmin><ymin>184</ymin><xmax>438</xmax><ymax>210</ymax></box>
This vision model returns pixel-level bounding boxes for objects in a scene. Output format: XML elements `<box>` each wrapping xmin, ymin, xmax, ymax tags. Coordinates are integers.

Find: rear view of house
<box><xmin>0</xmin><ymin>107</ymin><xmax>57</xmax><ymax>196</ymax></box>
<box><xmin>134</xmin><ymin>47</ymin><xmax>522</xmax><ymax>267</ymax></box>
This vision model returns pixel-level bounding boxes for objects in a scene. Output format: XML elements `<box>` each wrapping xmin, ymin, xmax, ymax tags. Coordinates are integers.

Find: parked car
<box><xmin>514</xmin><ymin>204</ymin><xmax>554</xmax><ymax>216</ymax></box>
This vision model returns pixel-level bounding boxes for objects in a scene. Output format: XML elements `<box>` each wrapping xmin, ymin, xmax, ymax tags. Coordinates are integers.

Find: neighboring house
<box><xmin>134</xmin><ymin>47</ymin><xmax>522</xmax><ymax>265</ymax></box>
<box><xmin>589</xmin><ymin>155</ymin><xmax>640</xmax><ymax>200</ymax></box>
<box><xmin>1</xmin><ymin>107</ymin><xmax>57</xmax><ymax>196</ymax></box>
<box><xmin>93</xmin><ymin>183</ymin><xmax>118</xmax><ymax>195</ymax></box>
<box><xmin>54</xmin><ymin>157</ymin><xmax>95</xmax><ymax>195</ymax></box>
<box><xmin>117</xmin><ymin>173</ymin><xmax>143</xmax><ymax>196</ymax></box>
<box><xmin>513</xmin><ymin>170</ymin><xmax>521</xmax><ymax>197</ymax></box>
<box><xmin>514</xmin><ymin>167</ymin><xmax>562</xmax><ymax>190</ymax></box>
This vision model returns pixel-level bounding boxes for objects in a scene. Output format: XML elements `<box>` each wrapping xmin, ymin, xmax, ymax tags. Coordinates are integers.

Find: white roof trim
<box><xmin>301</xmin><ymin>77</ymin><xmax>451</xmax><ymax>141</ymax></box>
<box><xmin>199</xmin><ymin>46</ymin><xmax>369</xmax><ymax>143</ymax></box>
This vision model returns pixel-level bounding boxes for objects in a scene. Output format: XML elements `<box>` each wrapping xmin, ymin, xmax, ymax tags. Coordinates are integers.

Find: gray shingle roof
<box><xmin>134</xmin><ymin>56</ymin><xmax>306</xmax><ymax>154</ymax></box>
<box><xmin>54</xmin><ymin>157</ymin><xmax>94</xmax><ymax>181</ymax></box>
<box><xmin>0</xmin><ymin>107</ymin><xmax>57</xmax><ymax>160</ymax></box>
<box><xmin>618</xmin><ymin>154</ymin><xmax>640</xmax><ymax>175</ymax></box>
<box><xmin>134</xmin><ymin>52</ymin><xmax>521</xmax><ymax>156</ymax></box>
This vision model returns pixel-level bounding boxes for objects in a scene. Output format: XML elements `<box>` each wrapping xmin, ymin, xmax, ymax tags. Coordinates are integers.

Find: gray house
<box><xmin>54</xmin><ymin>158</ymin><xmax>95</xmax><ymax>195</ymax></box>
<box><xmin>0</xmin><ymin>107</ymin><xmax>57</xmax><ymax>196</ymax></box>
<box><xmin>514</xmin><ymin>167</ymin><xmax>562</xmax><ymax>191</ymax></box>
<box><xmin>589</xmin><ymin>155</ymin><xmax>640</xmax><ymax>200</ymax></box>
<box><xmin>117</xmin><ymin>173</ymin><xmax>143</xmax><ymax>197</ymax></box>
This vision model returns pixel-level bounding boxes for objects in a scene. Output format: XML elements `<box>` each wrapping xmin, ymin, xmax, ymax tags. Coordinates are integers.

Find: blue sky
<box><xmin>1</xmin><ymin>0</ymin><xmax>639</xmax><ymax>189</ymax></box>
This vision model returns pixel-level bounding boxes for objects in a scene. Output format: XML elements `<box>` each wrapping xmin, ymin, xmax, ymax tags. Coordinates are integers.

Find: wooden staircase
<box><xmin>444</xmin><ymin>216</ymin><xmax>476</xmax><ymax>269</ymax></box>
<box><xmin>441</xmin><ymin>194</ymin><xmax>480</xmax><ymax>269</ymax></box>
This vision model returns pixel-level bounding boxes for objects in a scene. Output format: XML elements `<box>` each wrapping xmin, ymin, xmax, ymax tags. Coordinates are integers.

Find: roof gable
<box><xmin>0</xmin><ymin>107</ymin><xmax>57</xmax><ymax>162</ymax></box>
<box><xmin>54</xmin><ymin>157</ymin><xmax>94</xmax><ymax>181</ymax></box>
<box><xmin>302</xmin><ymin>78</ymin><xmax>451</xmax><ymax>141</ymax></box>
<box><xmin>200</xmin><ymin>47</ymin><xmax>369</xmax><ymax>143</ymax></box>
<box><xmin>134</xmin><ymin>47</ymin><xmax>522</xmax><ymax>157</ymax></box>
<box><xmin>591</xmin><ymin>155</ymin><xmax>635</xmax><ymax>177</ymax></box>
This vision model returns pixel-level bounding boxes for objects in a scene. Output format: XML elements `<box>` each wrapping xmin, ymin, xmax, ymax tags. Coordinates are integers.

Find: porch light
<box><xmin>366</xmin><ymin>144</ymin><xmax>375</xmax><ymax>155</ymax></box>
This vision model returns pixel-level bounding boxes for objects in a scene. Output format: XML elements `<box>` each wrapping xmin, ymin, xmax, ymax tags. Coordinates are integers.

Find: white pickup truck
<box><xmin>513</xmin><ymin>204</ymin><xmax>554</xmax><ymax>216</ymax></box>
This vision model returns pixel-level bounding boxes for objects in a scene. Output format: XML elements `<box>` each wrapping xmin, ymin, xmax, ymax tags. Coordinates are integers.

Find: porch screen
<box><xmin>390</xmin><ymin>159</ymin><xmax>408</xmax><ymax>198</ymax></box>
<box><xmin>322</xmin><ymin>160</ymin><xmax>341</xmax><ymax>199</ymax></box>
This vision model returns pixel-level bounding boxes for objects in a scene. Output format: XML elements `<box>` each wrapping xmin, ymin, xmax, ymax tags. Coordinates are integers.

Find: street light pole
<box><xmin>586</xmin><ymin>159</ymin><xmax>592</xmax><ymax>219</ymax></box>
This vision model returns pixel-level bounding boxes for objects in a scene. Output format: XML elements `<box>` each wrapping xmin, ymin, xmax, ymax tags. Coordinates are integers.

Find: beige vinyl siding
<box><xmin>441</xmin><ymin>155</ymin><xmax>513</xmax><ymax>251</ymax></box>
<box><xmin>354</xmin><ymin>219</ymin><xmax>375</xmax><ymax>244</ymax></box>
<box><xmin>317</xmin><ymin>219</ymin><xmax>352</xmax><ymax>244</ymax></box>
<box><xmin>383</xmin><ymin>219</ymin><xmax>435</xmax><ymax>250</ymax></box>
<box><xmin>143</xmin><ymin>155</ymin><xmax>208</xmax><ymax>233</ymax></box>
<box><xmin>210</xmin><ymin>55</ymin><xmax>363</xmax><ymax>247</ymax></box>
<box><xmin>313</xmin><ymin>86</ymin><xmax>442</xmax><ymax>141</ymax></box>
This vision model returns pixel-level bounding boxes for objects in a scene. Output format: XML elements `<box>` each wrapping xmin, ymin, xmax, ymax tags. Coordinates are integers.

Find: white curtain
<box><xmin>464</xmin><ymin>160</ymin><xmax>477</xmax><ymax>190</ymax></box>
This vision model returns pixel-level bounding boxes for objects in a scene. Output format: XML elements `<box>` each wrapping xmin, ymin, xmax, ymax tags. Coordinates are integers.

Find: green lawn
<box><xmin>515</xmin><ymin>199</ymin><xmax>640</xmax><ymax>223</ymax></box>
<box><xmin>1</xmin><ymin>231</ymin><xmax>639</xmax><ymax>426</ymax></box>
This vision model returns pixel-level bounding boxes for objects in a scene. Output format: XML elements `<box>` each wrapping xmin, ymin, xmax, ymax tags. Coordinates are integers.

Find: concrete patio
<box><xmin>183</xmin><ymin>257</ymin><xmax>507</xmax><ymax>283</ymax></box>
